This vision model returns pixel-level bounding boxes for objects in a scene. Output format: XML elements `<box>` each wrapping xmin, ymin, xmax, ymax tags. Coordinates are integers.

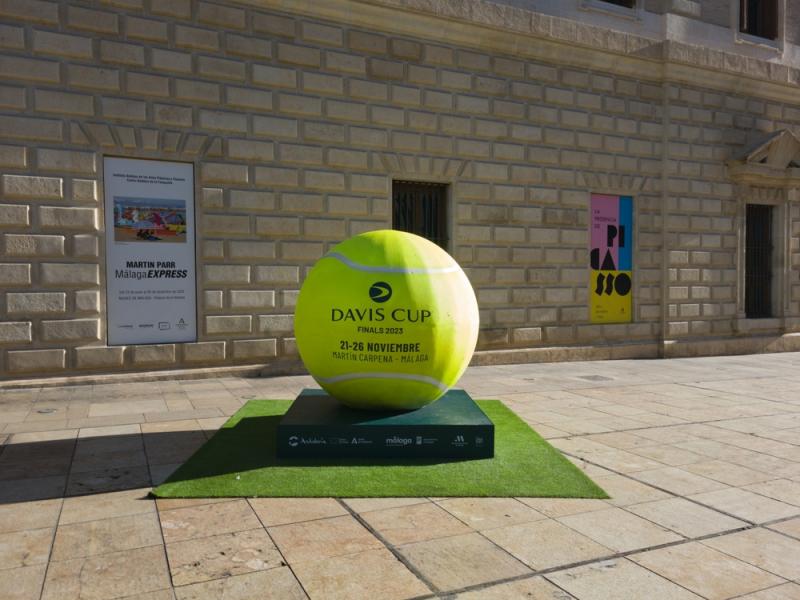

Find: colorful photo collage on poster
<box><xmin>589</xmin><ymin>194</ymin><xmax>633</xmax><ymax>323</ymax></box>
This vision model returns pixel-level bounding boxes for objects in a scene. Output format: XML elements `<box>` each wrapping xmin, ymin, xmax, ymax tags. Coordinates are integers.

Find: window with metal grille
<box><xmin>740</xmin><ymin>0</ymin><xmax>778</xmax><ymax>39</ymax></box>
<box><xmin>601</xmin><ymin>0</ymin><xmax>635</xmax><ymax>7</ymax></box>
<box><xmin>745</xmin><ymin>204</ymin><xmax>774</xmax><ymax>318</ymax></box>
<box><xmin>392</xmin><ymin>181</ymin><xmax>448</xmax><ymax>250</ymax></box>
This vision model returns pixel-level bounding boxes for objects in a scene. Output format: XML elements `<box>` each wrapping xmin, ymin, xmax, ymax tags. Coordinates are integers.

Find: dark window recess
<box><xmin>600</xmin><ymin>0</ymin><xmax>635</xmax><ymax>7</ymax></box>
<box><xmin>392</xmin><ymin>181</ymin><xmax>448</xmax><ymax>249</ymax></box>
<box><xmin>745</xmin><ymin>204</ymin><xmax>774</xmax><ymax>318</ymax></box>
<box><xmin>740</xmin><ymin>0</ymin><xmax>778</xmax><ymax>39</ymax></box>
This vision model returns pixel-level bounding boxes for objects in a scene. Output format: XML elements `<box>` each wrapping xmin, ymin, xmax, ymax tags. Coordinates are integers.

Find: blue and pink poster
<box><xmin>589</xmin><ymin>194</ymin><xmax>633</xmax><ymax>323</ymax></box>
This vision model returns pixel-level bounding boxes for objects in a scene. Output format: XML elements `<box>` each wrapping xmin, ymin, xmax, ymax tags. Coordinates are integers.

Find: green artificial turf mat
<box><xmin>152</xmin><ymin>399</ymin><xmax>607</xmax><ymax>498</ymax></box>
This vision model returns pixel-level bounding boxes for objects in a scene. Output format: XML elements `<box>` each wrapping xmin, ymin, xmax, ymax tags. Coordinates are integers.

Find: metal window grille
<box><xmin>601</xmin><ymin>0</ymin><xmax>635</xmax><ymax>7</ymax></box>
<box><xmin>740</xmin><ymin>0</ymin><xmax>778</xmax><ymax>39</ymax></box>
<box><xmin>392</xmin><ymin>181</ymin><xmax>448</xmax><ymax>250</ymax></box>
<box><xmin>745</xmin><ymin>204</ymin><xmax>774</xmax><ymax>318</ymax></box>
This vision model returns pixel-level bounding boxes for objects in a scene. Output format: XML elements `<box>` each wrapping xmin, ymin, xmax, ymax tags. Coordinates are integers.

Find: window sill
<box><xmin>579</xmin><ymin>0</ymin><xmax>640</xmax><ymax>21</ymax></box>
<box><xmin>736</xmin><ymin>31</ymin><xmax>782</xmax><ymax>53</ymax></box>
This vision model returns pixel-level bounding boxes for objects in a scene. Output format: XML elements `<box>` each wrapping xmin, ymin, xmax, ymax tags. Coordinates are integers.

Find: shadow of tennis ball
<box><xmin>294</xmin><ymin>230</ymin><xmax>480</xmax><ymax>411</ymax></box>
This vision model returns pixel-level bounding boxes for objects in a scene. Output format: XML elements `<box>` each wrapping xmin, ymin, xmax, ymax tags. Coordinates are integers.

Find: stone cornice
<box><xmin>728</xmin><ymin>164</ymin><xmax>800</xmax><ymax>188</ymax></box>
<box><xmin>245</xmin><ymin>0</ymin><xmax>800</xmax><ymax>103</ymax></box>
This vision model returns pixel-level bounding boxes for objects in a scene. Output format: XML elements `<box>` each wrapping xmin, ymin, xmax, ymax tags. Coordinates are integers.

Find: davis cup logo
<box><xmin>369</xmin><ymin>282</ymin><xmax>392</xmax><ymax>303</ymax></box>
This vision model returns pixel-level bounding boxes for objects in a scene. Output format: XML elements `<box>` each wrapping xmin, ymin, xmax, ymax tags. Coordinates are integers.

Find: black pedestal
<box><xmin>276</xmin><ymin>388</ymin><xmax>494</xmax><ymax>459</ymax></box>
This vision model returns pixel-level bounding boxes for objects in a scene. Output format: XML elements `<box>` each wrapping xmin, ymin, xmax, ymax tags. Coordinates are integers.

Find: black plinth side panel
<box><xmin>276</xmin><ymin>389</ymin><xmax>494</xmax><ymax>459</ymax></box>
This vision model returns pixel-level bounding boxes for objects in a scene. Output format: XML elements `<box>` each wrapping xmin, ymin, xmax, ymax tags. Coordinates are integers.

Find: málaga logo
<box><xmin>369</xmin><ymin>281</ymin><xmax>392</xmax><ymax>303</ymax></box>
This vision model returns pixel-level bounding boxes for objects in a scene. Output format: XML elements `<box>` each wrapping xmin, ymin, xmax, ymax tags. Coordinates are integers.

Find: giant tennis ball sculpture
<box><xmin>294</xmin><ymin>230</ymin><xmax>479</xmax><ymax>410</ymax></box>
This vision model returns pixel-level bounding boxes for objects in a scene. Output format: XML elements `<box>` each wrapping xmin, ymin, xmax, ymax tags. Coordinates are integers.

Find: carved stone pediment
<box><xmin>728</xmin><ymin>130</ymin><xmax>800</xmax><ymax>188</ymax></box>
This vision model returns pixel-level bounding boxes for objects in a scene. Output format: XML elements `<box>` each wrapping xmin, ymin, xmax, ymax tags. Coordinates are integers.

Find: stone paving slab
<box><xmin>1</xmin><ymin>352</ymin><xmax>800</xmax><ymax>598</ymax></box>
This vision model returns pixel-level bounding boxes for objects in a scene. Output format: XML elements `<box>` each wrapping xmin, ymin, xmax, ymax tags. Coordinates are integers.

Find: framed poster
<box><xmin>589</xmin><ymin>194</ymin><xmax>633</xmax><ymax>323</ymax></box>
<box><xmin>104</xmin><ymin>157</ymin><xmax>197</xmax><ymax>345</ymax></box>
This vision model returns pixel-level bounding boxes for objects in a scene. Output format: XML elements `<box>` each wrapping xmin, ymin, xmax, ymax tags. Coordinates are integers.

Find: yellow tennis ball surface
<box><xmin>294</xmin><ymin>230</ymin><xmax>480</xmax><ymax>410</ymax></box>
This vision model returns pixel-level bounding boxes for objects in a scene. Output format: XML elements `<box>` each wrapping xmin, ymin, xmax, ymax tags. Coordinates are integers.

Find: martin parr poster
<box><xmin>589</xmin><ymin>194</ymin><xmax>633</xmax><ymax>324</ymax></box>
<box><xmin>104</xmin><ymin>157</ymin><xmax>197</xmax><ymax>345</ymax></box>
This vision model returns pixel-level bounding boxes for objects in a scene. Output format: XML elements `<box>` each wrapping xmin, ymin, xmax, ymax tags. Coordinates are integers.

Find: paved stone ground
<box><xmin>1</xmin><ymin>353</ymin><xmax>800</xmax><ymax>599</ymax></box>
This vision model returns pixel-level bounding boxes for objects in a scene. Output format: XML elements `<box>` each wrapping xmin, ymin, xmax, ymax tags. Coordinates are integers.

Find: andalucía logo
<box><xmin>369</xmin><ymin>281</ymin><xmax>392</xmax><ymax>303</ymax></box>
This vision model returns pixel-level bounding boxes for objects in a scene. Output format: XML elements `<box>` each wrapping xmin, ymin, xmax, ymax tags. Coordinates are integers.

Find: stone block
<box><xmin>100</xmin><ymin>41</ymin><xmax>145</xmax><ymax>66</ymax></box>
<box><xmin>0</xmin><ymin>23</ymin><xmax>24</xmax><ymax>50</ymax></box>
<box><xmin>33</xmin><ymin>30</ymin><xmax>92</xmax><ymax>58</ymax></box>
<box><xmin>0</xmin><ymin>321</ymin><xmax>31</xmax><ymax>344</ymax></box>
<box><xmin>75</xmin><ymin>346</ymin><xmax>124</xmax><ymax>369</ymax></box>
<box><xmin>0</xmin><ymin>144</ymin><xmax>25</xmax><ymax>168</ymax></box>
<box><xmin>255</xmin><ymin>216</ymin><xmax>300</xmax><ymax>236</ymax></box>
<box><xmin>277</xmin><ymin>93</ymin><xmax>322</xmax><ymax>116</ymax></box>
<box><xmin>348</xmin><ymin>31</ymin><xmax>387</xmax><ymax>54</ymax></box>
<box><xmin>278</xmin><ymin>42</ymin><xmax>321</xmax><ymax>67</ymax></box>
<box><xmin>73</xmin><ymin>235</ymin><xmax>99</xmax><ymax>257</ymax></box>
<box><xmin>225</xmin><ymin>86</ymin><xmax>272</xmax><ymax>110</ymax></box>
<box><xmin>0</xmin><ymin>262</ymin><xmax>31</xmax><ymax>285</ymax></box>
<box><xmin>154</xmin><ymin>103</ymin><xmax>192</xmax><ymax>127</ymax></box>
<box><xmin>230</xmin><ymin>290</ymin><xmax>275</xmax><ymax>309</ymax></box>
<box><xmin>304</xmin><ymin>170</ymin><xmax>345</xmax><ymax>192</ymax></box>
<box><xmin>199</xmin><ymin>109</ymin><xmax>247</xmax><ymax>132</ymax></box>
<box><xmin>42</xmin><ymin>318</ymin><xmax>100</xmax><ymax>341</ymax></box>
<box><xmin>126</xmin><ymin>16</ymin><xmax>168</xmax><ymax>42</ymax></box>
<box><xmin>233</xmin><ymin>338</ymin><xmax>277</xmax><ymax>359</ymax></box>
<box><xmin>75</xmin><ymin>290</ymin><xmax>100</xmax><ymax>312</ymax></box>
<box><xmin>37</xmin><ymin>149</ymin><xmax>96</xmax><ymax>174</ymax></box>
<box><xmin>252</xmin><ymin>12</ymin><xmax>296</xmax><ymax>38</ymax></box>
<box><xmin>101</xmin><ymin>97</ymin><xmax>147</xmax><ymax>121</ymax></box>
<box><xmin>228</xmin><ymin>241</ymin><xmax>276</xmax><ymax>259</ymax></box>
<box><xmin>0</xmin><ymin>115</ymin><xmax>62</xmax><ymax>141</ymax></box>
<box><xmin>132</xmin><ymin>344</ymin><xmax>176</xmax><ymax>366</ymax></box>
<box><xmin>255</xmin><ymin>266</ymin><xmax>299</xmax><ymax>284</ymax></box>
<box><xmin>228</xmin><ymin>139</ymin><xmax>275</xmax><ymax>161</ymax></box>
<box><xmin>204</xmin><ymin>290</ymin><xmax>223</xmax><ymax>310</ymax></box>
<box><xmin>304</xmin><ymin>218</ymin><xmax>346</xmax><ymax>238</ymax></box>
<box><xmin>0</xmin><ymin>204</ymin><xmax>29</xmax><ymax>227</ymax></box>
<box><xmin>252</xmin><ymin>64</ymin><xmax>297</xmax><ymax>89</ymax></box>
<box><xmin>4</xmin><ymin>234</ymin><xmax>64</xmax><ymax>257</ymax></box>
<box><xmin>303</xmin><ymin>72</ymin><xmax>344</xmax><ymax>95</ymax></box>
<box><xmin>68</xmin><ymin>5</ymin><xmax>118</xmax><ymax>33</ymax></box>
<box><xmin>206</xmin><ymin>315</ymin><xmax>252</xmax><ymax>334</ymax></box>
<box><xmin>39</xmin><ymin>207</ymin><xmax>97</xmax><ymax>230</ymax></box>
<box><xmin>258</xmin><ymin>314</ymin><xmax>294</xmax><ymax>333</ymax></box>
<box><xmin>228</xmin><ymin>190</ymin><xmax>275</xmax><ymax>212</ymax></box>
<box><xmin>6</xmin><ymin>292</ymin><xmax>65</xmax><ymax>315</ymax></box>
<box><xmin>326</xmin><ymin>51</ymin><xmax>366</xmax><ymax>75</ymax></box>
<box><xmin>127</xmin><ymin>73</ymin><xmax>170</xmax><ymax>97</ymax></box>
<box><xmin>8</xmin><ymin>349</ymin><xmax>65</xmax><ymax>373</ymax></box>
<box><xmin>280</xmin><ymin>242</ymin><xmax>324</xmax><ymax>260</ymax></box>
<box><xmin>40</xmin><ymin>263</ymin><xmax>99</xmax><ymax>286</ymax></box>
<box><xmin>202</xmin><ymin>214</ymin><xmax>251</xmax><ymax>235</ymax></box>
<box><xmin>253</xmin><ymin>115</ymin><xmax>298</xmax><ymax>139</ymax></box>
<box><xmin>183</xmin><ymin>341</ymin><xmax>226</xmax><ymax>363</ymax></box>
<box><xmin>201</xmin><ymin>162</ymin><xmax>248</xmax><ymax>184</ymax></box>
<box><xmin>3</xmin><ymin>174</ymin><xmax>62</xmax><ymax>199</ymax></box>
<box><xmin>350</xmin><ymin>174</ymin><xmax>387</xmax><ymax>194</ymax></box>
<box><xmin>204</xmin><ymin>264</ymin><xmax>250</xmax><ymax>284</ymax></box>
<box><xmin>197</xmin><ymin>2</ymin><xmax>245</xmax><ymax>29</ymax></box>
<box><xmin>151</xmin><ymin>48</ymin><xmax>192</xmax><ymax>73</ymax></box>
<box><xmin>226</xmin><ymin>35</ymin><xmax>271</xmax><ymax>59</ymax></box>
<box><xmin>198</xmin><ymin>56</ymin><xmax>245</xmax><ymax>81</ymax></box>
<box><xmin>68</xmin><ymin>65</ymin><xmax>119</xmax><ymax>91</ymax></box>
<box><xmin>302</xmin><ymin>22</ymin><xmax>343</xmax><ymax>46</ymax></box>
<box><xmin>175</xmin><ymin>25</ymin><xmax>219</xmax><ymax>50</ymax></box>
<box><xmin>0</xmin><ymin>55</ymin><xmax>60</xmax><ymax>83</ymax></box>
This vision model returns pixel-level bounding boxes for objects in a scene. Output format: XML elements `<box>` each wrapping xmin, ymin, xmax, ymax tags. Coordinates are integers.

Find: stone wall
<box><xmin>0</xmin><ymin>0</ymin><xmax>799</xmax><ymax>380</ymax></box>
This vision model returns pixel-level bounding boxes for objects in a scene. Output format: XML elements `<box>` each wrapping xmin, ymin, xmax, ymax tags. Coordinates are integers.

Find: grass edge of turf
<box><xmin>152</xmin><ymin>399</ymin><xmax>608</xmax><ymax>499</ymax></box>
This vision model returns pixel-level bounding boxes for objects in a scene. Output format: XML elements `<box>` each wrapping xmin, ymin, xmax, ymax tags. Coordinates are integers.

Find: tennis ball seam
<box><xmin>326</xmin><ymin>252</ymin><xmax>460</xmax><ymax>274</ymax></box>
